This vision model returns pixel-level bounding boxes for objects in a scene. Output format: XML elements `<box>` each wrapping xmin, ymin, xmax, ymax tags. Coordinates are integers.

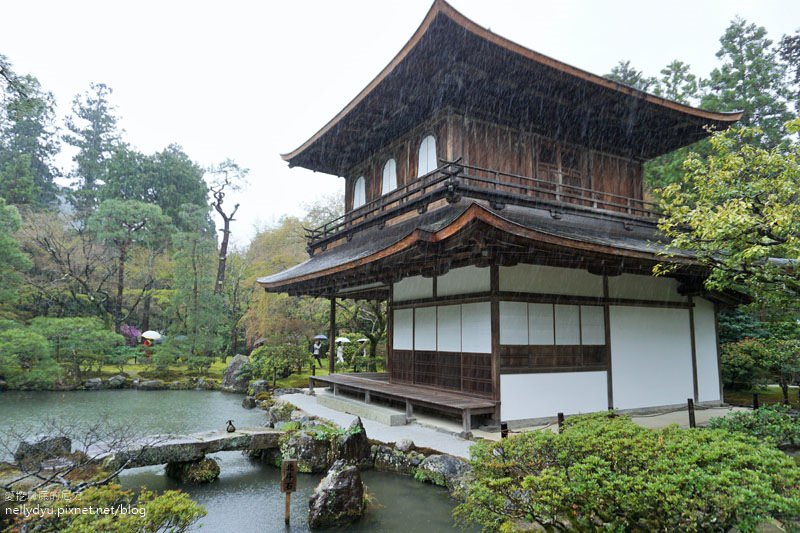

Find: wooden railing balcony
<box><xmin>305</xmin><ymin>160</ymin><xmax>660</xmax><ymax>251</ymax></box>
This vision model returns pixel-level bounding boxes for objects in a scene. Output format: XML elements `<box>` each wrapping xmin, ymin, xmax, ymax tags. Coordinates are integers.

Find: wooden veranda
<box><xmin>308</xmin><ymin>372</ymin><xmax>497</xmax><ymax>436</ymax></box>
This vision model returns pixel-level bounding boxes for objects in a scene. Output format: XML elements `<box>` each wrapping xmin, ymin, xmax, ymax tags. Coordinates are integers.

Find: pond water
<box><xmin>0</xmin><ymin>390</ymin><xmax>464</xmax><ymax>532</ymax></box>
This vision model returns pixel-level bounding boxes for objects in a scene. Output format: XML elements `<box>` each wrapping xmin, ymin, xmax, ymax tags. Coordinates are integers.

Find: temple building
<box><xmin>258</xmin><ymin>0</ymin><xmax>742</xmax><ymax>434</ymax></box>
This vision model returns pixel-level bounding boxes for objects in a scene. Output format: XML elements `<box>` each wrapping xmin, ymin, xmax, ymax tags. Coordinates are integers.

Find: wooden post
<box><xmin>687</xmin><ymin>398</ymin><xmax>696</xmax><ymax>428</ymax></box>
<box><xmin>500</xmin><ymin>422</ymin><xmax>508</xmax><ymax>439</ymax></box>
<box><xmin>280</xmin><ymin>459</ymin><xmax>297</xmax><ymax>525</ymax></box>
<box><xmin>462</xmin><ymin>409</ymin><xmax>472</xmax><ymax>437</ymax></box>
<box><xmin>557</xmin><ymin>412</ymin><xmax>565</xmax><ymax>431</ymax></box>
<box><xmin>753</xmin><ymin>393</ymin><xmax>760</xmax><ymax>410</ymax></box>
<box><xmin>329</xmin><ymin>296</ymin><xmax>336</xmax><ymax>375</ymax></box>
<box><xmin>405</xmin><ymin>400</ymin><xmax>414</xmax><ymax>422</ymax></box>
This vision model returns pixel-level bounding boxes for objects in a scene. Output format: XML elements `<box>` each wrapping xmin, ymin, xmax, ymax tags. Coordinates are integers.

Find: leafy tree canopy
<box><xmin>657</xmin><ymin>119</ymin><xmax>800</xmax><ymax>306</ymax></box>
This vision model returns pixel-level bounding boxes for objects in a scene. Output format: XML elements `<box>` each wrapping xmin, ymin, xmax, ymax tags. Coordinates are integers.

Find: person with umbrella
<box><xmin>335</xmin><ymin>337</ymin><xmax>350</xmax><ymax>365</ymax></box>
<box><xmin>311</xmin><ymin>335</ymin><xmax>326</xmax><ymax>368</ymax></box>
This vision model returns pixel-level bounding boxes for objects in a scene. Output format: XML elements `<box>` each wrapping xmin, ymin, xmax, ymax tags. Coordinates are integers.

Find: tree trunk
<box><xmin>141</xmin><ymin>293</ymin><xmax>151</xmax><ymax>332</ymax></box>
<box><xmin>214</xmin><ymin>217</ymin><xmax>230</xmax><ymax>295</ymax></box>
<box><xmin>782</xmin><ymin>381</ymin><xmax>790</xmax><ymax>405</ymax></box>
<box><xmin>115</xmin><ymin>244</ymin><xmax>127</xmax><ymax>331</ymax></box>
<box><xmin>190</xmin><ymin>239</ymin><xmax>199</xmax><ymax>355</ymax></box>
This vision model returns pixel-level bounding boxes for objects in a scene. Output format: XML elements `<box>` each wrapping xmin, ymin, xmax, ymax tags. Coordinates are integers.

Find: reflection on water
<box><xmin>121</xmin><ymin>452</ymin><xmax>462</xmax><ymax>532</ymax></box>
<box><xmin>0</xmin><ymin>390</ymin><xmax>465</xmax><ymax>532</ymax></box>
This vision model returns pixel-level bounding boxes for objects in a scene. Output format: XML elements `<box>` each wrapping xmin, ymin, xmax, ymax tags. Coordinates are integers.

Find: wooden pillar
<box><xmin>329</xmin><ymin>296</ymin><xmax>336</xmax><ymax>375</ymax></box>
<box><xmin>688</xmin><ymin>296</ymin><xmax>699</xmax><ymax>403</ymax></box>
<box><xmin>462</xmin><ymin>409</ymin><xmax>472</xmax><ymax>437</ymax></box>
<box><xmin>490</xmin><ymin>264</ymin><xmax>501</xmax><ymax>423</ymax></box>
<box><xmin>387</xmin><ymin>293</ymin><xmax>394</xmax><ymax>381</ymax></box>
<box><xmin>603</xmin><ymin>275</ymin><xmax>614</xmax><ymax>410</ymax></box>
<box><xmin>713</xmin><ymin>302</ymin><xmax>724</xmax><ymax>403</ymax></box>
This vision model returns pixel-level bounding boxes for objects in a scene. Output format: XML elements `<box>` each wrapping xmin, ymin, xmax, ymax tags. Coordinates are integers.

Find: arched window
<box><xmin>417</xmin><ymin>135</ymin><xmax>437</xmax><ymax>177</ymax></box>
<box><xmin>382</xmin><ymin>158</ymin><xmax>397</xmax><ymax>194</ymax></box>
<box><xmin>353</xmin><ymin>176</ymin><xmax>366</xmax><ymax>209</ymax></box>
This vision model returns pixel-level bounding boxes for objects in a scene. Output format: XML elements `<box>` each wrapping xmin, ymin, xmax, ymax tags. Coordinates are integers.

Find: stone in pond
<box><xmin>242</xmin><ymin>396</ymin><xmax>257</xmax><ymax>409</ymax></box>
<box><xmin>336</xmin><ymin>417</ymin><xmax>371</xmax><ymax>468</ymax></box>
<box><xmin>83</xmin><ymin>377</ymin><xmax>103</xmax><ymax>390</ymax></box>
<box><xmin>14</xmin><ymin>436</ymin><xmax>72</xmax><ymax>464</ymax></box>
<box><xmin>221</xmin><ymin>354</ymin><xmax>249</xmax><ymax>392</ymax></box>
<box><xmin>308</xmin><ymin>460</ymin><xmax>365</xmax><ymax>528</ymax></box>
<box><xmin>165</xmin><ymin>457</ymin><xmax>220</xmax><ymax>483</ymax></box>
<box><xmin>107</xmin><ymin>374</ymin><xmax>127</xmax><ymax>388</ymax></box>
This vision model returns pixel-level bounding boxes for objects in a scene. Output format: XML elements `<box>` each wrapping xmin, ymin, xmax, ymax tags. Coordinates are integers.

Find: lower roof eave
<box><xmin>257</xmin><ymin>202</ymin><xmax>703</xmax><ymax>297</ymax></box>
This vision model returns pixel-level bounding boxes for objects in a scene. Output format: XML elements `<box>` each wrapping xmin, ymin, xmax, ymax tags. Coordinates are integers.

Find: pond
<box><xmin>0</xmin><ymin>390</ymin><xmax>464</xmax><ymax>532</ymax></box>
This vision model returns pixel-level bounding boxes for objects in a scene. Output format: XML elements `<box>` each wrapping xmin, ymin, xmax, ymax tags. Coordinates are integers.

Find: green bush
<box><xmin>708</xmin><ymin>404</ymin><xmax>800</xmax><ymax>448</ymax></box>
<box><xmin>9</xmin><ymin>483</ymin><xmax>205</xmax><ymax>532</ymax></box>
<box><xmin>0</xmin><ymin>328</ymin><xmax>60</xmax><ymax>389</ymax></box>
<box><xmin>246</xmin><ymin>343</ymin><xmax>308</xmax><ymax>386</ymax></box>
<box><xmin>455</xmin><ymin>413</ymin><xmax>800</xmax><ymax>532</ymax></box>
<box><xmin>721</xmin><ymin>337</ymin><xmax>769</xmax><ymax>389</ymax></box>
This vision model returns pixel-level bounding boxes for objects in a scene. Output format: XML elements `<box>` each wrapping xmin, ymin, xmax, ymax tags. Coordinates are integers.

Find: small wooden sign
<box><xmin>281</xmin><ymin>459</ymin><xmax>298</xmax><ymax>524</ymax></box>
<box><xmin>281</xmin><ymin>459</ymin><xmax>298</xmax><ymax>493</ymax></box>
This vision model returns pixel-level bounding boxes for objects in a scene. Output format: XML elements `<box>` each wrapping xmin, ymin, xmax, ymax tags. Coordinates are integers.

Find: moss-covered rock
<box><xmin>165</xmin><ymin>457</ymin><xmax>220</xmax><ymax>483</ymax></box>
<box><xmin>308</xmin><ymin>460</ymin><xmax>366</xmax><ymax>529</ymax></box>
<box><xmin>280</xmin><ymin>430</ymin><xmax>333</xmax><ymax>473</ymax></box>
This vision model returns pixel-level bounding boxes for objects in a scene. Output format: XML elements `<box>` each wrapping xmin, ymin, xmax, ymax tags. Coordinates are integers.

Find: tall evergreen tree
<box><xmin>0</xmin><ymin>198</ymin><xmax>31</xmax><ymax>317</ymax></box>
<box><xmin>88</xmin><ymin>199</ymin><xmax>171</xmax><ymax>329</ymax></box>
<box><xmin>0</xmin><ymin>64</ymin><xmax>59</xmax><ymax>206</ymax></box>
<box><xmin>653</xmin><ymin>60</ymin><xmax>699</xmax><ymax>105</ymax></box>
<box><xmin>605</xmin><ymin>60</ymin><xmax>657</xmax><ymax>91</ymax></box>
<box><xmin>779</xmin><ymin>30</ymin><xmax>800</xmax><ymax>109</ymax></box>
<box><xmin>702</xmin><ymin>17</ymin><xmax>792</xmax><ymax>148</ymax></box>
<box><xmin>102</xmin><ymin>144</ymin><xmax>209</xmax><ymax>227</ymax></box>
<box><xmin>64</xmin><ymin>83</ymin><xmax>122</xmax><ymax>213</ymax></box>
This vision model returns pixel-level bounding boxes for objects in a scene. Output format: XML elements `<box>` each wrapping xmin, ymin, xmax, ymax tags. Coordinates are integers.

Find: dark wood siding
<box><xmin>391</xmin><ymin>349</ymin><xmax>492</xmax><ymax>398</ymax></box>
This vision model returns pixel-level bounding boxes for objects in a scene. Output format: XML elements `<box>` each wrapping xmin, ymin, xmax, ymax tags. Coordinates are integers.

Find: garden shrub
<box><xmin>0</xmin><ymin>329</ymin><xmax>60</xmax><ymax>389</ymax></box>
<box><xmin>455</xmin><ymin>413</ymin><xmax>800</xmax><ymax>532</ymax></box>
<box><xmin>9</xmin><ymin>483</ymin><xmax>205</xmax><ymax>532</ymax></box>
<box><xmin>720</xmin><ymin>337</ymin><xmax>769</xmax><ymax>389</ymax></box>
<box><xmin>708</xmin><ymin>404</ymin><xmax>800</xmax><ymax>448</ymax></box>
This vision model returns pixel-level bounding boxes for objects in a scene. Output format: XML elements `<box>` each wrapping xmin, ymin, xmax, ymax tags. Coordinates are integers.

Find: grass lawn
<box><xmin>82</xmin><ymin>356</ymin><xmax>381</xmax><ymax>391</ymax></box>
<box><xmin>724</xmin><ymin>385</ymin><xmax>800</xmax><ymax>408</ymax></box>
<box><xmin>83</xmin><ymin>359</ymin><xmax>228</xmax><ymax>382</ymax></box>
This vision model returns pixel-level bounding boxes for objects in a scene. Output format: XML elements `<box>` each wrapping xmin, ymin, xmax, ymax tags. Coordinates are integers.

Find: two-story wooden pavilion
<box><xmin>259</xmin><ymin>0</ymin><xmax>742</xmax><ymax>434</ymax></box>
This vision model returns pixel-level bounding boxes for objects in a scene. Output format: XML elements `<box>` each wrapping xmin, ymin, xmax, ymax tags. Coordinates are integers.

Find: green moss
<box><xmin>413</xmin><ymin>468</ymin><xmax>446</xmax><ymax>487</ymax></box>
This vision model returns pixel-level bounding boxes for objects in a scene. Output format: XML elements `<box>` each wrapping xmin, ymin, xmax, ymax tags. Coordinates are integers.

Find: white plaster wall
<box><xmin>437</xmin><ymin>265</ymin><xmax>490</xmax><ymax>296</ymax></box>
<box><xmin>501</xmin><ymin>371</ymin><xmax>608</xmax><ymax>421</ymax></box>
<box><xmin>607</xmin><ymin>274</ymin><xmax>687</xmax><ymax>303</ymax></box>
<box><xmin>694</xmin><ymin>298</ymin><xmax>721</xmax><ymax>402</ymax></box>
<box><xmin>437</xmin><ymin>305</ymin><xmax>462</xmax><ymax>352</ymax></box>
<box><xmin>529</xmin><ymin>303</ymin><xmax>554</xmax><ymax>344</ymax></box>
<box><xmin>461</xmin><ymin>302</ymin><xmax>491</xmax><ymax>353</ymax></box>
<box><xmin>580</xmin><ymin>305</ymin><xmax>606</xmax><ymax>345</ymax></box>
<box><xmin>554</xmin><ymin>304</ymin><xmax>580</xmax><ymax>345</ymax></box>
<box><xmin>499</xmin><ymin>264</ymin><xmax>603</xmax><ymax>297</ymax></box>
<box><xmin>414</xmin><ymin>306</ymin><xmax>437</xmax><ymax>350</ymax></box>
<box><xmin>499</xmin><ymin>302</ymin><xmax>528</xmax><ymax>345</ymax></box>
<box><xmin>610</xmin><ymin>306</ymin><xmax>694</xmax><ymax>409</ymax></box>
<box><xmin>393</xmin><ymin>308</ymin><xmax>413</xmax><ymax>350</ymax></box>
<box><xmin>393</xmin><ymin>276</ymin><xmax>433</xmax><ymax>302</ymax></box>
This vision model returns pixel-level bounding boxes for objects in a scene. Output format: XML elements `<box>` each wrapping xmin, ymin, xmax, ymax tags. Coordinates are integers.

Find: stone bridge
<box><xmin>102</xmin><ymin>428</ymin><xmax>283</xmax><ymax>470</ymax></box>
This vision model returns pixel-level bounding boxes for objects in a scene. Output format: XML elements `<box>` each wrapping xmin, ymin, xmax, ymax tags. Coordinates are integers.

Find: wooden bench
<box><xmin>309</xmin><ymin>373</ymin><xmax>496</xmax><ymax>437</ymax></box>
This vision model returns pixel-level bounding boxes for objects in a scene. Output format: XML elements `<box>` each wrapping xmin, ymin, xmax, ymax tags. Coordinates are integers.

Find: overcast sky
<box><xmin>2</xmin><ymin>0</ymin><xmax>799</xmax><ymax>246</ymax></box>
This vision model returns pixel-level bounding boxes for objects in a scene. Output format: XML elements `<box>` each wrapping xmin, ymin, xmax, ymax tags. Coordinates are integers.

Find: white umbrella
<box><xmin>141</xmin><ymin>330</ymin><xmax>162</xmax><ymax>340</ymax></box>
<box><xmin>357</xmin><ymin>338</ymin><xmax>369</xmax><ymax>343</ymax></box>
<box><xmin>335</xmin><ymin>337</ymin><xmax>351</xmax><ymax>343</ymax></box>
